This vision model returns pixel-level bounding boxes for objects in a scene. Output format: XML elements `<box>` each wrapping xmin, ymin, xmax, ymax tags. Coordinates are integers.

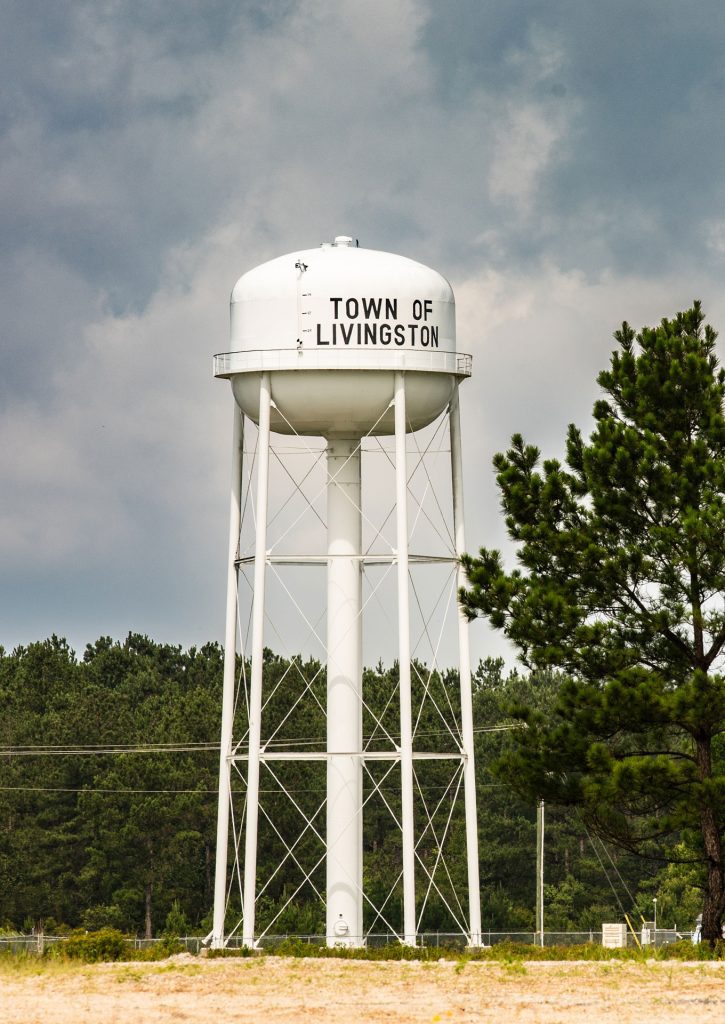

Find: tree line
<box><xmin>0</xmin><ymin>635</ymin><xmax>690</xmax><ymax>938</ymax></box>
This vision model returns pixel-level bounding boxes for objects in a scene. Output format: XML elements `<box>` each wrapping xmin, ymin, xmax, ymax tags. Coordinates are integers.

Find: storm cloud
<box><xmin>2</xmin><ymin>0</ymin><xmax>725</xmax><ymax>663</ymax></box>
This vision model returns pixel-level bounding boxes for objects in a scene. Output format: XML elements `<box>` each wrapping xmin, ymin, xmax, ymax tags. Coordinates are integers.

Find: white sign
<box><xmin>602</xmin><ymin>923</ymin><xmax>627</xmax><ymax>948</ymax></box>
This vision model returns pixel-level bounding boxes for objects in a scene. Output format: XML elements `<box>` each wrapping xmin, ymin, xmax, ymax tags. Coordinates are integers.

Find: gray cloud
<box><xmin>422</xmin><ymin>1</ymin><xmax>725</xmax><ymax>275</ymax></box>
<box><xmin>2</xmin><ymin>0</ymin><xmax>725</xmax><ymax>664</ymax></box>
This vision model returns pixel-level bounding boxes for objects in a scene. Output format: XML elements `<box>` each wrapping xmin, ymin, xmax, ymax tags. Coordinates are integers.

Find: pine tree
<box><xmin>461</xmin><ymin>303</ymin><xmax>725</xmax><ymax>942</ymax></box>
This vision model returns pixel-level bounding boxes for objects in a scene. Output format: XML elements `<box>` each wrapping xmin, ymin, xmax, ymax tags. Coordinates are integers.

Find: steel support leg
<box><xmin>211</xmin><ymin>404</ymin><xmax>244</xmax><ymax>948</ymax></box>
<box><xmin>449</xmin><ymin>384</ymin><xmax>483</xmax><ymax>947</ymax></box>
<box><xmin>242</xmin><ymin>372</ymin><xmax>272</xmax><ymax>947</ymax></box>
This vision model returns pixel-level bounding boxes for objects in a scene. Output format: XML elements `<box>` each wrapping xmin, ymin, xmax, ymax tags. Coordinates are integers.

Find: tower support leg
<box><xmin>326</xmin><ymin>437</ymin><xmax>363</xmax><ymax>946</ymax></box>
<box><xmin>449</xmin><ymin>384</ymin><xmax>483</xmax><ymax>947</ymax></box>
<box><xmin>211</xmin><ymin>405</ymin><xmax>244</xmax><ymax>949</ymax></box>
<box><xmin>395</xmin><ymin>372</ymin><xmax>417</xmax><ymax>946</ymax></box>
<box><xmin>242</xmin><ymin>372</ymin><xmax>272</xmax><ymax>947</ymax></box>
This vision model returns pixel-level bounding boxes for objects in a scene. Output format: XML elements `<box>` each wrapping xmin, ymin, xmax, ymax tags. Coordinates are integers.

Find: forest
<box><xmin>0</xmin><ymin>633</ymin><xmax>701</xmax><ymax>939</ymax></box>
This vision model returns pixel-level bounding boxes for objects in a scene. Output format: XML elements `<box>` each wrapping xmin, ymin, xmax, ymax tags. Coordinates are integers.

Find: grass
<box><xmin>0</xmin><ymin>950</ymin><xmax>91</xmax><ymax>977</ymax></box>
<box><xmin>208</xmin><ymin>936</ymin><xmax>725</xmax><ymax>964</ymax></box>
<box><xmin>2</xmin><ymin>933</ymin><xmax>724</xmax><ymax>967</ymax></box>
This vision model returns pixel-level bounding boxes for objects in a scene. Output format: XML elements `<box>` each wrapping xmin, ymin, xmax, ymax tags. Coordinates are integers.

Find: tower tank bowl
<box><xmin>214</xmin><ymin>237</ymin><xmax>471</xmax><ymax>436</ymax></box>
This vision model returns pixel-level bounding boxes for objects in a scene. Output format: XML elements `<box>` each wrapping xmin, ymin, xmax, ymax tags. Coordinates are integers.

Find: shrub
<box><xmin>57</xmin><ymin>929</ymin><xmax>131</xmax><ymax>963</ymax></box>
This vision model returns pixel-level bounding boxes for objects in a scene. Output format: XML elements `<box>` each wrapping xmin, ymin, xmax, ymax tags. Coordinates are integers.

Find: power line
<box><xmin>0</xmin><ymin>782</ymin><xmax>507</xmax><ymax>796</ymax></box>
<box><xmin>0</xmin><ymin>786</ymin><xmax>221</xmax><ymax>794</ymax></box>
<box><xmin>0</xmin><ymin>743</ymin><xmax>219</xmax><ymax>756</ymax></box>
<box><xmin>0</xmin><ymin>724</ymin><xmax>516</xmax><ymax>758</ymax></box>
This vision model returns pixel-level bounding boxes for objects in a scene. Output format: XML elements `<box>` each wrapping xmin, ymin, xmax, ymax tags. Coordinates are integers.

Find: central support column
<box><xmin>395</xmin><ymin>371</ymin><xmax>417</xmax><ymax>946</ymax></box>
<box><xmin>326</xmin><ymin>437</ymin><xmax>363</xmax><ymax>946</ymax></box>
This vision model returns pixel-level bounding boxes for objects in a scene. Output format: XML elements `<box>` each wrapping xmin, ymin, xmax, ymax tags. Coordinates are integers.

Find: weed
<box><xmin>503</xmin><ymin>960</ymin><xmax>527</xmax><ymax>975</ymax></box>
<box><xmin>454</xmin><ymin>954</ymin><xmax>470</xmax><ymax>974</ymax></box>
<box><xmin>115</xmin><ymin>967</ymin><xmax>144</xmax><ymax>983</ymax></box>
<box><xmin>153</xmin><ymin>963</ymin><xmax>202</xmax><ymax>976</ymax></box>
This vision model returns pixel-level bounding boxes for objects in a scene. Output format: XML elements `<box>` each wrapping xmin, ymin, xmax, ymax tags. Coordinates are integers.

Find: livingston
<box><xmin>316</xmin><ymin>322</ymin><xmax>439</xmax><ymax>347</ymax></box>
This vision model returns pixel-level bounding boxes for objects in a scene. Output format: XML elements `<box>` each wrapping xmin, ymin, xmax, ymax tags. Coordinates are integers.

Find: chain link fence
<box><xmin>0</xmin><ymin>928</ymin><xmax>690</xmax><ymax>955</ymax></box>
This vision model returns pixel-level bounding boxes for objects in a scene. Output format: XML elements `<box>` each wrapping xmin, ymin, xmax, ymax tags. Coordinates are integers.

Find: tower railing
<box><xmin>213</xmin><ymin>348</ymin><xmax>472</xmax><ymax>378</ymax></box>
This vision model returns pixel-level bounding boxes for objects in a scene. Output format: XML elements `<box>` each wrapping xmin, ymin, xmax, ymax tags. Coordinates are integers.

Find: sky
<box><xmin>3</xmin><ymin>0</ymin><xmax>725</xmax><ymax>666</ymax></box>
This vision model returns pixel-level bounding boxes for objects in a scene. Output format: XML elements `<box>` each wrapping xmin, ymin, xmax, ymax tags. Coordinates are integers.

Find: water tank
<box><xmin>213</xmin><ymin>236</ymin><xmax>471</xmax><ymax>436</ymax></box>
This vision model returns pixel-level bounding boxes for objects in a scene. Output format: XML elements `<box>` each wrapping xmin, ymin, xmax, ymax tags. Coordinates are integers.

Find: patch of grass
<box><xmin>115</xmin><ymin>967</ymin><xmax>146</xmax><ymax>983</ymax></box>
<box><xmin>2</xmin><ymin>934</ymin><xmax>723</xmax><ymax>967</ymax></box>
<box><xmin>656</xmin><ymin>939</ymin><xmax>725</xmax><ymax>961</ymax></box>
<box><xmin>265</xmin><ymin>938</ymin><xmax>456</xmax><ymax>962</ymax></box>
<box><xmin>261</xmin><ymin>938</ymin><xmax>725</xmax><ymax>964</ymax></box>
<box><xmin>454</xmin><ymin>955</ymin><xmax>469</xmax><ymax>974</ymax></box>
<box><xmin>502</xmin><ymin>960</ymin><xmax>528</xmax><ymax>975</ymax></box>
<box><xmin>152</xmin><ymin>962</ymin><xmax>202</xmax><ymax>976</ymax></box>
<box><xmin>206</xmin><ymin>945</ymin><xmax>259</xmax><ymax>959</ymax></box>
<box><xmin>0</xmin><ymin>950</ymin><xmax>85</xmax><ymax>976</ymax></box>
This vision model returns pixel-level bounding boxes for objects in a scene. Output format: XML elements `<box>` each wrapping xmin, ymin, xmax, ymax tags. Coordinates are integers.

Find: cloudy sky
<box><xmin>3</xmin><ymin>0</ymin><xmax>725</xmax><ymax>665</ymax></box>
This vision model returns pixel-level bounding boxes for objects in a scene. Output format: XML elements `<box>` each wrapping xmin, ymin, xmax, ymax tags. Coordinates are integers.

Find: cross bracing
<box><xmin>211</xmin><ymin>380</ymin><xmax>481</xmax><ymax>948</ymax></box>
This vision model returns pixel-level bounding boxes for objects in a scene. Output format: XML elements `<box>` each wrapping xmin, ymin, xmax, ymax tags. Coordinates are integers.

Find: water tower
<box><xmin>210</xmin><ymin>236</ymin><xmax>481</xmax><ymax>948</ymax></box>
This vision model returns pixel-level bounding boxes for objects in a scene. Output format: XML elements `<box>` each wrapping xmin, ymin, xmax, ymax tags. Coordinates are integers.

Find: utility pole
<box><xmin>536</xmin><ymin>799</ymin><xmax>545</xmax><ymax>946</ymax></box>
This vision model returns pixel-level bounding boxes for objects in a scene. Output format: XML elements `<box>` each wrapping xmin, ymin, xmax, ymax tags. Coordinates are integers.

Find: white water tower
<box><xmin>210</xmin><ymin>236</ymin><xmax>481</xmax><ymax>948</ymax></box>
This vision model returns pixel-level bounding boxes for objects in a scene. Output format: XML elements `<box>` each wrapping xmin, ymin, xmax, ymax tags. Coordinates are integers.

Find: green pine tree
<box><xmin>461</xmin><ymin>303</ymin><xmax>725</xmax><ymax>942</ymax></box>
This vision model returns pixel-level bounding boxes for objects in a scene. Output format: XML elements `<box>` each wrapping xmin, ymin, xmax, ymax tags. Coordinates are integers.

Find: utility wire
<box><xmin>0</xmin><ymin>723</ymin><xmax>516</xmax><ymax>757</ymax></box>
<box><xmin>0</xmin><ymin>747</ymin><xmax>215</xmax><ymax>757</ymax></box>
<box><xmin>0</xmin><ymin>782</ymin><xmax>507</xmax><ymax>796</ymax></box>
<box><xmin>580</xmin><ymin>817</ymin><xmax>631</xmax><ymax>919</ymax></box>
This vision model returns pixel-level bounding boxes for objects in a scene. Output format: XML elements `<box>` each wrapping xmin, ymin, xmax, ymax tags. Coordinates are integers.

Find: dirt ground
<box><xmin>2</xmin><ymin>955</ymin><xmax>725</xmax><ymax>1023</ymax></box>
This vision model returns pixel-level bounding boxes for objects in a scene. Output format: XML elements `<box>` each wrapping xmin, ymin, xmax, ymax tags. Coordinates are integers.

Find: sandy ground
<box><xmin>2</xmin><ymin>955</ymin><xmax>725</xmax><ymax>1023</ymax></box>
